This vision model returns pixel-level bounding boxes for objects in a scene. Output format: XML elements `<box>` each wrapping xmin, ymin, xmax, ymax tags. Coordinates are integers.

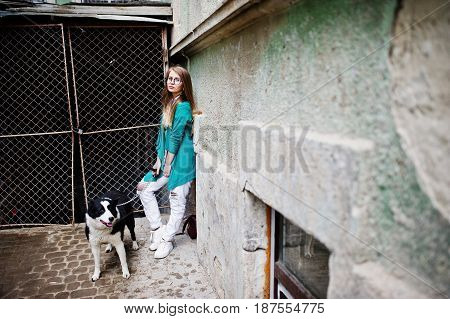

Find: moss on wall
<box><xmin>187</xmin><ymin>0</ymin><xmax>449</xmax><ymax>297</ymax></box>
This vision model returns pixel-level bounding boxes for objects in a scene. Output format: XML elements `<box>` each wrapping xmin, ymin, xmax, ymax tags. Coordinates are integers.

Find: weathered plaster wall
<box><xmin>389</xmin><ymin>0</ymin><xmax>450</xmax><ymax>222</ymax></box>
<box><xmin>174</xmin><ymin>0</ymin><xmax>450</xmax><ymax>298</ymax></box>
<box><xmin>171</xmin><ymin>0</ymin><xmax>227</xmax><ymax>45</ymax></box>
<box><xmin>195</xmin><ymin>137</ymin><xmax>268</xmax><ymax>298</ymax></box>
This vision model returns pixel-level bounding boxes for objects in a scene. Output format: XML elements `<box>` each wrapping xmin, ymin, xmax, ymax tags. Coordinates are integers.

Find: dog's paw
<box><xmin>132</xmin><ymin>242</ymin><xmax>139</xmax><ymax>251</ymax></box>
<box><xmin>91</xmin><ymin>273</ymin><xmax>101</xmax><ymax>282</ymax></box>
<box><xmin>122</xmin><ymin>271</ymin><xmax>131</xmax><ymax>279</ymax></box>
<box><xmin>105</xmin><ymin>244</ymin><xmax>113</xmax><ymax>253</ymax></box>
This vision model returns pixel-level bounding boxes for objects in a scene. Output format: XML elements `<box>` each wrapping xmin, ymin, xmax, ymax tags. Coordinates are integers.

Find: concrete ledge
<box><xmin>170</xmin><ymin>0</ymin><xmax>300</xmax><ymax>56</ymax></box>
<box><xmin>5</xmin><ymin>4</ymin><xmax>173</xmax><ymax>16</ymax></box>
<box><xmin>238</xmin><ymin>120</ymin><xmax>375</xmax><ymax>250</ymax></box>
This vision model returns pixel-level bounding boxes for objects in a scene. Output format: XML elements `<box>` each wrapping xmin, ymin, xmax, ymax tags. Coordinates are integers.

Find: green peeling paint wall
<box><xmin>56</xmin><ymin>0</ymin><xmax>72</xmax><ymax>5</ymax></box>
<box><xmin>180</xmin><ymin>0</ymin><xmax>450</xmax><ymax>297</ymax></box>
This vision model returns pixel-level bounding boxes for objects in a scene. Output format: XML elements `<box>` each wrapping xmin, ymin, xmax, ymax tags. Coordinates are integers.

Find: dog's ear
<box><xmin>87</xmin><ymin>199</ymin><xmax>95</xmax><ymax>215</ymax></box>
<box><xmin>111</xmin><ymin>198</ymin><xmax>119</xmax><ymax>207</ymax></box>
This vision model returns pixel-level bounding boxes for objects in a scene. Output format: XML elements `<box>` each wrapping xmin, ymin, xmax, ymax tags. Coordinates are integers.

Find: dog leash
<box><xmin>116</xmin><ymin>194</ymin><xmax>140</xmax><ymax>207</ymax></box>
<box><xmin>116</xmin><ymin>171</ymin><xmax>161</xmax><ymax>207</ymax></box>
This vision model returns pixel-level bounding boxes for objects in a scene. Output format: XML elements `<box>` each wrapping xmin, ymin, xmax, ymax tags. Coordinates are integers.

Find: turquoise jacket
<box><xmin>142</xmin><ymin>101</ymin><xmax>196</xmax><ymax>190</ymax></box>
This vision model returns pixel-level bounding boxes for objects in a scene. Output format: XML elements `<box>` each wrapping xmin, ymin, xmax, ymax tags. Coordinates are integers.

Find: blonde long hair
<box><xmin>161</xmin><ymin>65</ymin><xmax>200</xmax><ymax>128</ymax></box>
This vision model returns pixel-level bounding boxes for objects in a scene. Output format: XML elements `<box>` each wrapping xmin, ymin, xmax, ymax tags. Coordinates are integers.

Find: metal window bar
<box><xmin>0</xmin><ymin>24</ymin><xmax>74</xmax><ymax>225</ymax></box>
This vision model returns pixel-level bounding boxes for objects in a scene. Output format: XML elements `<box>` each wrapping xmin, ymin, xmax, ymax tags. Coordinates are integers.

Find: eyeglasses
<box><xmin>167</xmin><ymin>77</ymin><xmax>182</xmax><ymax>85</ymax></box>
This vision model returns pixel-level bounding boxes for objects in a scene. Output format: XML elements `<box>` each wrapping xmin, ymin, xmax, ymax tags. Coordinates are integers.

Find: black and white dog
<box><xmin>85</xmin><ymin>191</ymin><xmax>139</xmax><ymax>282</ymax></box>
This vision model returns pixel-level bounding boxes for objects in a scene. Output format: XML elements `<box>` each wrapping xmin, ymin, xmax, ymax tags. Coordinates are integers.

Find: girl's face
<box><xmin>167</xmin><ymin>70</ymin><xmax>183</xmax><ymax>95</ymax></box>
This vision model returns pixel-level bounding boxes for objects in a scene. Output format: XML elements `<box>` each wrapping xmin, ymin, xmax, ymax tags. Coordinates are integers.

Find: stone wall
<box><xmin>172</xmin><ymin>0</ymin><xmax>450</xmax><ymax>298</ymax></box>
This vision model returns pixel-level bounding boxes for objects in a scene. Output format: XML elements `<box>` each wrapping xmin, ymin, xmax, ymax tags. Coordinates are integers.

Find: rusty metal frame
<box><xmin>161</xmin><ymin>26</ymin><xmax>169</xmax><ymax>75</ymax></box>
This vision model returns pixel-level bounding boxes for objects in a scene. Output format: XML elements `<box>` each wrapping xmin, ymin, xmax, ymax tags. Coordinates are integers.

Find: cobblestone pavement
<box><xmin>0</xmin><ymin>217</ymin><xmax>217</xmax><ymax>299</ymax></box>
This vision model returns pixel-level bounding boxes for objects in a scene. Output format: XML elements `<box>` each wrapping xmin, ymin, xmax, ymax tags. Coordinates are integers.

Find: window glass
<box><xmin>279</xmin><ymin>215</ymin><xmax>330</xmax><ymax>298</ymax></box>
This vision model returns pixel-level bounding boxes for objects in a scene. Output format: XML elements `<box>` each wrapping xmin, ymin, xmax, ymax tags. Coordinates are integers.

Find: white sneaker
<box><xmin>149</xmin><ymin>225</ymin><xmax>166</xmax><ymax>251</ymax></box>
<box><xmin>154</xmin><ymin>239</ymin><xmax>173</xmax><ymax>259</ymax></box>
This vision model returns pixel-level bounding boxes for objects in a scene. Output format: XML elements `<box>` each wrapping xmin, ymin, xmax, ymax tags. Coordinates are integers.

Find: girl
<box><xmin>137</xmin><ymin>65</ymin><xmax>198</xmax><ymax>259</ymax></box>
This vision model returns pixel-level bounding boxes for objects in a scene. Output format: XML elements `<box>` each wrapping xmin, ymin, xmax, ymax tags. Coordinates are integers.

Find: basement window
<box><xmin>271</xmin><ymin>209</ymin><xmax>330</xmax><ymax>298</ymax></box>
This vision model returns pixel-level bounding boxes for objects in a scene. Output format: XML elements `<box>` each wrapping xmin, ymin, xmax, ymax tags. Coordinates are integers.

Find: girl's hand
<box><xmin>152</xmin><ymin>157</ymin><xmax>161</xmax><ymax>176</ymax></box>
<box><xmin>163</xmin><ymin>163</ymin><xmax>172</xmax><ymax>177</ymax></box>
<box><xmin>136</xmin><ymin>182</ymin><xmax>147</xmax><ymax>191</ymax></box>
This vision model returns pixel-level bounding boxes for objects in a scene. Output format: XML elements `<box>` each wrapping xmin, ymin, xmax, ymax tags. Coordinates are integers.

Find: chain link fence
<box><xmin>69</xmin><ymin>26</ymin><xmax>167</xmax><ymax>210</ymax></box>
<box><xmin>0</xmin><ymin>25</ymin><xmax>73</xmax><ymax>225</ymax></box>
<box><xmin>0</xmin><ymin>24</ymin><xmax>168</xmax><ymax>225</ymax></box>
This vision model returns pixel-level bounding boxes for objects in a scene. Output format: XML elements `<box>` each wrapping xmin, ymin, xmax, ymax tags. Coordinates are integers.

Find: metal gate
<box><xmin>0</xmin><ymin>24</ymin><xmax>168</xmax><ymax>226</ymax></box>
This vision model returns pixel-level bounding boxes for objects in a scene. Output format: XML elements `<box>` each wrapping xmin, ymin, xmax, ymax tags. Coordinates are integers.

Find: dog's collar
<box><xmin>99</xmin><ymin>197</ymin><xmax>113</xmax><ymax>201</ymax></box>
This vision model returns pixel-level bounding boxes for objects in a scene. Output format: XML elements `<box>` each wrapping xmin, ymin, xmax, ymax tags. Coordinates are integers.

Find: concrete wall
<box><xmin>171</xmin><ymin>0</ymin><xmax>227</xmax><ymax>45</ymax></box>
<box><xmin>390</xmin><ymin>0</ymin><xmax>450</xmax><ymax>222</ymax></box>
<box><xmin>172</xmin><ymin>0</ymin><xmax>450</xmax><ymax>298</ymax></box>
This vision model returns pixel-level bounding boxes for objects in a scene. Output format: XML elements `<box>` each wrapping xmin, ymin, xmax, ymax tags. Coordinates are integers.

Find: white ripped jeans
<box><xmin>138</xmin><ymin>176</ymin><xmax>192</xmax><ymax>242</ymax></box>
